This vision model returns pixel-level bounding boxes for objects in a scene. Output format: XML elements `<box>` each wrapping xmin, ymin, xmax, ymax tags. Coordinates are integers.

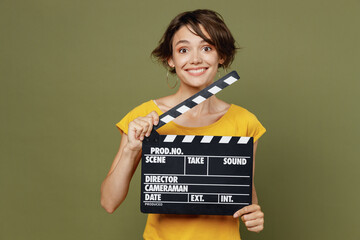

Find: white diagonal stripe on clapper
<box><xmin>164</xmin><ymin>135</ymin><xmax>177</xmax><ymax>142</ymax></box>
<box><xmin>177</xmin><ymin>105</ymin><xmax>190</xmax><ymax>114</ymax></box>
<box><xmin>192</xmin><ymin>95</ymin><xmax>206</xmax><ymax>104</ymax></box>
<box><xmin>201</xmin><ymin>136</ymin><xmax>213</xmax><ymax>143</ymax></box>
<box><xmin>237</xmin><ymin>137</ymin><xmax>250</xmax><ymax>144</ymax></box>
<box><xmin>224</xmin><ymin>76</ymin><xmax>237</xmax><ymax>85</ymax></box>
<box><xmin>208</xmin><ymin>86</ymin><xmax>222</xmax><ymax>94</ymax></box>
<box><xmin>182</xmin><ymin>135</ymin><xmax>195</xmax><ymax>143</ymax></box>
<box><xmin>161</xmin><ymin>115</ymin><xmax>175</xmax><ymax>123</ymax></box>
<box><xmin>219</xmin><ymin>136</ymin><xmax>232</xmax><ymax>143</ymax></box>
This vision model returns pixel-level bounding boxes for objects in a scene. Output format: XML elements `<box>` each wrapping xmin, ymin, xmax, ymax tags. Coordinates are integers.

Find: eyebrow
<box><xmin>174</xmin><ymin>39</ymin><xmax>207</xmax><ymax>47</ymax></box>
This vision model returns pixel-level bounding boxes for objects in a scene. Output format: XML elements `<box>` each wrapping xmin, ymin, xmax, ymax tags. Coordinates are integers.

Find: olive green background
<box><xmin>1</xmin><ymin>0</ymin><xmax>359</xmax><ymax>239</ymax></box>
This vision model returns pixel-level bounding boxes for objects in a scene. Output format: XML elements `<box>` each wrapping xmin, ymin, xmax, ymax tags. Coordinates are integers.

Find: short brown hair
<box><xmin>152</xmin><ymin>9</ymin><xmax>238</xmax><ymax>73</ymax></box>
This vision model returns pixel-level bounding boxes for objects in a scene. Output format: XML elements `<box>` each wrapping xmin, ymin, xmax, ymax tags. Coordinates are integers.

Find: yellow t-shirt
<box><xmin>116</xmin><ymin>100</ymin><xmax>266</xmax><ymax>240</ymax></box>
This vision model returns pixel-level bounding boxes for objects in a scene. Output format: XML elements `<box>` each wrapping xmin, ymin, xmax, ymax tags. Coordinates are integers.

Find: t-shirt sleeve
<box><xmin>247</xmin><ymin>113</ymin><xmax>266</xmax><ymax>143</ymax></box>
<box><xmin>116</xmin><ymin>110</ymin><xmax>133</xmax><ymax>135</ymax></box>
<box><xmin>115</xmin><ymin>101</ymin><xmax>159</xmax><ymax>135</ymax></box>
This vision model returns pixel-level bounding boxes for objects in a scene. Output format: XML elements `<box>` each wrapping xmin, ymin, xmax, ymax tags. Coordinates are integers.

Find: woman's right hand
<box><xmin>126</xmin><ymin>111</ymin><xmax>159</xmax><ymax>152</ymax></box>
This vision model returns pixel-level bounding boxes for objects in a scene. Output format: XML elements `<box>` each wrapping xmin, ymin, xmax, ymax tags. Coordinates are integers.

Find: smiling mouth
<box><xmin>186</xmin><ymin>68</ymin><xmax>208</xmax><ymax>75</ymax></box>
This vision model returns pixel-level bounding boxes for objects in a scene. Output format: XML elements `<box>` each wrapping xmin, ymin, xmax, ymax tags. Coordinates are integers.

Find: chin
<box><xmin>182</xmin><ymin>72</ymin><xmax>216</xmax><ymax>88</ymax></box>
<box><xmin>184</xmin><ymin>79</ymin><xmax>212</xmax><ymax>89</ymax></box>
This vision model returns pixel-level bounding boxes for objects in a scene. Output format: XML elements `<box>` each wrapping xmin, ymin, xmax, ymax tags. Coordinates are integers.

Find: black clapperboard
<box><xmin>141</xmin><ymin>71</ymin><xmax>253</xmax><ymax>215</ymax></box>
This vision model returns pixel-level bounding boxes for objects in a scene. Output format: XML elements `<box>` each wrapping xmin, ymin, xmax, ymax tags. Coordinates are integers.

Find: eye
<box><xmin>179</xmin><ymin>48</ymin><xmax>188</xmax><ymax>54</ymax></box>
<box><xmin>202</xmin><ymin>46</ymin><xmax>212</xmax><ymax>52</ymax></box>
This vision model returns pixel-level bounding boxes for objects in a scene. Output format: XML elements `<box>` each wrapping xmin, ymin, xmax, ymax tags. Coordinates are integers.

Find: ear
<box><xmin>167</xmin><ymin>58</ymin><xmax>175</xmax><ymax>68</ymax></box>
<box><xmin>219</xmin><ymin>58</ymin><xmax>225</xmax><ymax>65</ymax></box>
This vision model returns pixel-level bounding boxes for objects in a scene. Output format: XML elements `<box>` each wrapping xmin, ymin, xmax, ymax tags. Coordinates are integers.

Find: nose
<box><xmin>190</xmin><ymin>50</ymin><xmax>202</xmax><ymax>64</ymax></box>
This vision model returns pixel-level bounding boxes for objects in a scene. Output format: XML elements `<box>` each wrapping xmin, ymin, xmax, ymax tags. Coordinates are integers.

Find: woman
<box><xmin>101</xmin><ymin>9</ymin><xmax>266</xmax><ymax>240</ymax></box>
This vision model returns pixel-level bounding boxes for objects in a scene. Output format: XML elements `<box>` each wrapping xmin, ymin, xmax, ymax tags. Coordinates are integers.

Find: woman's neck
<box><xmin>155</xmin><ymin>80</ymin><xmax>230</xmax><ymax>115</ymax></box>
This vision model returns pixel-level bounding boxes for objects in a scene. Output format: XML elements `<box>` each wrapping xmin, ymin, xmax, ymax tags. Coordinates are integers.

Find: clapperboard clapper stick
<box><xmin>141</xmin><ymin>71</ymin><xmax>254</xmax><ymax>215</ymax></box>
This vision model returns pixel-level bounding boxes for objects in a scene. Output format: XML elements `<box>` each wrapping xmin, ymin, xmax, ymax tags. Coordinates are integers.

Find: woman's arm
<box><xmin>100</xmin><ymin>111</ymin><xmax>159</xmax><ymax>213</ymax></box>
<box><xmin>100</xmin><ymin>134</ymin><xmax>141</xmax><ymax>213</ymax></box>
<box><xmin>233</xmin><ymin>140</ymin><xmax>265</xmax><ymax>233</ymax></box>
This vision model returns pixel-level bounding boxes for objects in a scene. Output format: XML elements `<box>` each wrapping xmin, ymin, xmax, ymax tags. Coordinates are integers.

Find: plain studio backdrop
<box><xmin>1</xmin><ymin>0</ymin><xmax>359</xmax><ymax>239</ymax></box>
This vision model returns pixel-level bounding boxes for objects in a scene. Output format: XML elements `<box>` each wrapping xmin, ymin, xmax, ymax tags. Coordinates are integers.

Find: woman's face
<box><xmin>168</xmin><ymin>25</ymin><xmax>224</xmax><ymax>89</ymax></box>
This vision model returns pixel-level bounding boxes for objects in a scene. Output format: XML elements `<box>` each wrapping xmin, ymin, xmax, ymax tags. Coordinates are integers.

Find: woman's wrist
<box><xmin>123</xmin><ymin>144</ymin><xmax>141</xmax><ymax>158</ymax></box>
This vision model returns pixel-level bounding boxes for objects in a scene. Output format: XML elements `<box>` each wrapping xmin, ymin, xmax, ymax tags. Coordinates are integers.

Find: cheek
<box><xmin>204</xmin><ymin>53</ymin><xmax>221</xmax><ymax>65</ymax></box>
<box><xmin>173</xmin><ymin>54</ymin><xmax>189</xmax><ymax>66</ymax></box>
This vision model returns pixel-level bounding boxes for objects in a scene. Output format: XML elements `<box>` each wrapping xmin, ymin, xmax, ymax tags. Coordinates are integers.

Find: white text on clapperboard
<box><xmin>143</xmin><ymin>147</ymin><xmax>250</xmax><ymax>206</ymax></box>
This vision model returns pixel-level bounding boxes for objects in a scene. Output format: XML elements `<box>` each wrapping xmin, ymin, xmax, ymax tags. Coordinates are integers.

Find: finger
<box><xmin>142</xmin><ymin>111</ymin><xmax>159</xmax><ymax>137</ymax></box>
<box><xmin>148</xmin><ymin>111</ymin><xmax>159</xmax><ymax>126</ymax></box>
<box><xmin>233</xmin><ymin>204</ymin><xmax>261</xmax><ymax>218</ymax></box>
<box><xmin>247</xmin><ymin>224</ymin><xmax>264</xmax><ymax>233</ymax></box>
<box><xmin>135</xmin><ymin>119</ymin><xmax>150</xmax><ymax>140</ymax></box>
<box><xmin>140</xmin><ymin>117</ymin><xmax>155</xmax><ymax>139</ymax></box>
<box><xmin>128</xmin><ymin>121</ymin><xmax>143</xmax><ymax>141</ymax></box>
<box><xmin>131</xmin><ymin>120</ymin><xmax>143</xmax><ymax>140</ymax></box>
<box><xmin>144</xmin><ymin>116</ymin><xmax>155</xmax><ymax>137</ymax></box>
<box><xmin>241</xmin><ymin>210</ymin><xmax>264</xmax><ymax>222</ymax></box>
<box><xmin>244</xmin><ymin>218</ymin><xmax>264</xmax><ymax>228</ymax></box>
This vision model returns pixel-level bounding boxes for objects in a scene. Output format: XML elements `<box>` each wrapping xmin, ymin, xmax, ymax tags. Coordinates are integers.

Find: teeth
<box><xmin>188</xmin><ymin>68</ymin><xmax>206</xmax><ymax>73</ymax></box>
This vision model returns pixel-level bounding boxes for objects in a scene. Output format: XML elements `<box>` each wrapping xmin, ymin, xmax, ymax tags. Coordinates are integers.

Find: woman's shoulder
<box><xmin>227</xmin><ymin>104</ymin><xmax>266</xmax><ymax>141</ymax></box>
<box><xmin>125</xmin><ymin>100</ymin><xmax>160</xmax><ymax>117</ymax></box>
<box><xmin>116</xmin><ymin>100</ymin><xmax>160</xmax><ymax>134</ymax></box>
<box><xmin>228</xmin><ymin>104</ymin><xmax>259</xmax><ymax>120</ymax></box>
<box><xmin>134</xmin><ymin>100</ymin><xmax>157</xmax><ymax>111</ymax></box>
